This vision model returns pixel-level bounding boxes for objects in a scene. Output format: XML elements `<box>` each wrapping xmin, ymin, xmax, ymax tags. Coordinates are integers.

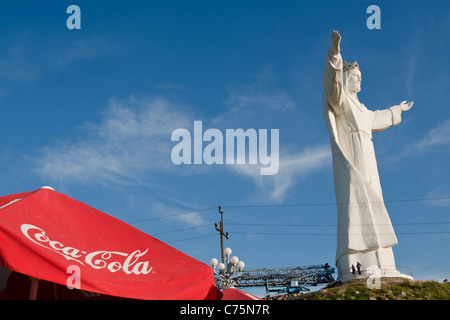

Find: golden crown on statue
<box><xmin>343</xmin><ymin>60</ymin><xmax>360</xmax><ymax>72</ymax></box>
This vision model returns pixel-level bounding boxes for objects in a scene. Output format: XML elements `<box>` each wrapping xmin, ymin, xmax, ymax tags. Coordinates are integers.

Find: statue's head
<box><xmin>343</xmin><ymin>61</ymin><xmax>362</xmax><ymax>94</ymax></box>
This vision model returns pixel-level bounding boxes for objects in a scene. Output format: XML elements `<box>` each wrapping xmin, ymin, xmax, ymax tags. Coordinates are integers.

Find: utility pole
<box><xmin>215</xmin><ymin>206</ymin><xmax>228</xmax><ymax>274</ymax></box>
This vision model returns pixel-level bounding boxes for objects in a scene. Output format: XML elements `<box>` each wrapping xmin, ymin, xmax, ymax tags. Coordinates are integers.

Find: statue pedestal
<box><xmin>336</xmin><ymin>247</ymin><xmax>413</xmax><ymax>282</ymax></box>
<box><xmin>337</xmin><ymin>269</ymin><xmax>413</xmax><ymax>282</ymax></box>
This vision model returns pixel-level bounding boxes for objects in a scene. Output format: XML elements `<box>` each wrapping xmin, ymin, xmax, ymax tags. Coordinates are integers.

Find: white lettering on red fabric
<box><xmin>20</xmin><ymin>224</ymin><xmax>153</xmax><ymax>275</ymax></box>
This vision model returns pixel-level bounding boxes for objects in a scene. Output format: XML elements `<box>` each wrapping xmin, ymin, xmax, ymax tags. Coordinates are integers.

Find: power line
<box><xmin>126</xmin><ymin>196</ymin><xmax>450</xmax><ymax>225</ymax></box>
<box><xmin>160</xmin><ymin>230</ymin><xmax>450</xmax><ymax>244</ymax></box>
<box><xmin>226</xmin><ymin>221</ymin><xmax>450</xmax><ymax>227</ymax></box>
<box><xmin>227</xmin><ymin>231</ymin><xmax>450</xmax><ymax>236</ymax></box>
<box><xmin>149</xmin><ymin>221</ymin><xmax>450</xmax><ymax>238</ymax></box>
<box><xmin>127</xmin><ymin>206</ymin><xmax>216</xmax><ymax>224</ymax></box>
<box><xmin>165</xmin><ymin>233</ymin><xmax>217</xmax><ymax>244</ymax></box>
<box><xmin>126</xmin><ymin>196</ymin><xmax>450</xmax><ymax>241</ymax></box>
<box><xmin>151</xmin><ymin>223</ymin><xmax>212</xmax><ymax>236</ymax></box>
<box><xmin>221</xmin><ymin>196</ymin><xmax>450</xmax><ymax>208</ymax></box>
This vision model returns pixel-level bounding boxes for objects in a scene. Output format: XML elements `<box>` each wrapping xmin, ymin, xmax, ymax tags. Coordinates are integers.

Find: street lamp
<box><xmin>210</xmin><ymin>247</ymin><xmax>245</xmax><ymax>290</ymax></box>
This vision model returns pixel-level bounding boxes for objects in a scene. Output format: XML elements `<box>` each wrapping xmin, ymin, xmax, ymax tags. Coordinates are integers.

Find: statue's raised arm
<box><xmin>323</xmin><ymin>30</ymin><xmax>344</xmax><ymax>115</ymax></box>
<box><xmin>331</xmin><ymin>30</ymin><xmax>341</xmax><ymax>56</ymax></box>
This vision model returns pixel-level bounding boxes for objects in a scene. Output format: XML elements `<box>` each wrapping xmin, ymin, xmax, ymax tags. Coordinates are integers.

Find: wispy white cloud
<box><xmin>0</xmin><ymin>44</ymin><xmax>40</xmax><ymax>81</ymax></box>
<box><xmin>414</xmin><ymin>119</ymin><xmax>450</xmax><ymax>151</ymax></box>
<box><xmin>226</xmin><ymin>86</ymin><xmax>295</xmax><ymax>112</ymax></box>
<box><xmin>213</xmin><ymin>65</ymin><xmax>296</xmax><ymax>127</ymax></box>
<box><xmin>210</xmin><ymin>64</ymin><xmax>328</xmax><ymax>201</ymax></box>
<box><xmin>47</xmin><ymin>38</ymin><xmax>111</xmax><ymax>67</ymax></box>
<box><xmin>424</xmin><ymin>186</ymin><xmax>450</xmax><ymax>209</ymax></box>
<box><xmin>32</xmin><ymin>60</ymin><xmax>328</xmax><ymax>207</ymax></box>
<box><xmin>390</xmin><ymin>120</ymin><xmax>450</xmax><ymax>209</ymax></box>
<box><xmin>33</xmin><ymin>91</ymin><xmax>331</xmax><ymax>209</ymax></box>
<box><xmin>390</xmin><ymin>119</ymin><xmax>450</xmax><ymax>161</ymax></box>
<box><xmin>0</xmin><ymin>36</ymin><xmax>112</xmax><ymax>85</ymax></box>
<box><xmin>230</xmin><ymin>145</ymin><xmax>331</xmax><ymax>203</ymax></box>
<box><xmin>34</xmin><ymin>95</ymin><xmax>192</xmax><ymax>185</ymax></box>
<box><xmin>148</xmin><ymin>201</ymin><xmax>208</xmax><ymax>227</ymax></box>
<box><xmin>405</xmin><ymin>50</ymin><xmax>417</xmax><ymax>98</ymax></box>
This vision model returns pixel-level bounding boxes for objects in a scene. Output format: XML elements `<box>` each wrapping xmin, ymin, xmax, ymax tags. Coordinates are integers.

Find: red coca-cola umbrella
<box><xmin>0</xmin><ymin>187</ymin><xmax>220</xmax><ymax>300</ymax></box>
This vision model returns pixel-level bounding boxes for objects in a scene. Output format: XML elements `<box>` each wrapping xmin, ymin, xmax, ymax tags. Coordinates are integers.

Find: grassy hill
<box><xmin>271</xmin><ymin>278</ymin><xmax>450</xmax><ymax>300</ymax></box>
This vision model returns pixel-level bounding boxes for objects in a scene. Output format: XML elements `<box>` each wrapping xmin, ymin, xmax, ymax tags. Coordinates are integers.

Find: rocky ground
<box><xmin>270</xmin><ymin>277</ymin><xmax>450</xmax><ymax>300</ymax></box>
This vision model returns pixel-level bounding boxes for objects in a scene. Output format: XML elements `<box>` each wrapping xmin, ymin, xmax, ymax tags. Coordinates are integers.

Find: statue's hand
<box><xmin>331</xmin><ymin>30</ymin><xmax>341</xmax><ymax>55</ymax></box>
<box><xmin>399</xmin><ymin>100</ymin><xmax>414</xmax><ymax>112</ymax></box>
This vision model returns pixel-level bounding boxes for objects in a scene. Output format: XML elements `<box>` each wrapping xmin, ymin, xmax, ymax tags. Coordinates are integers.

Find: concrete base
<box><xmin>336</xmin><ymin>247</ymin><xmax>413</xmax><ymax>282</ymax></box>
<box><xmin>337</xmin><ymin>269</ymin><xmax>413</xmax><ymax>282</ymax></box>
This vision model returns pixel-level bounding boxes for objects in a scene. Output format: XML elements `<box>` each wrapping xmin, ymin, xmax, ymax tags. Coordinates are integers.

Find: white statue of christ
<box><xmin>322</xmin><ymin>30</ymin><xmax>414</xmax><ymax>281</ymax></box>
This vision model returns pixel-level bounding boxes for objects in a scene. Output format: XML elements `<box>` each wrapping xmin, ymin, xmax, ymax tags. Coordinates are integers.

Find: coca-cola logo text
<box><xmin>20</xmin><ymin>224</ymin><xmax>153</xmax><ymax>275</ymax></box>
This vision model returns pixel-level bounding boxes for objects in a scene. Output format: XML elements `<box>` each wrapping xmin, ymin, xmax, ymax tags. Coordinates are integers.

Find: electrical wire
<box><xmin>127</xmin><ymin>196</ymin><xmax>450</xmax><ymax>242</ymax></box>
<box><xmin>221</xmin><ymin>196</ymin><xmax>450</xmax><ymax>208</ymax></box>
<box><xmin>127</xmin><ymin>195</ymin><xmax>450</xmax><ymax>225</ymax></box>
<box><xmin>227</xmin><ymin>231</ymin><xmax>450</xmax><ymax>236</ymax></box>
<box><xmin>151</xmin><ymin>223</ymin><xmax>213</xmax><ymax>236</ymax></box>
<box><xmin>127</xmin><ymin>206</ymin><xmax>217</xmax><ymax>224</ymax></box>
<box><xmin>226</xmin><ymin>221</ymin><xmax>450</xmax><ymax>227</ymax></box>
<box><xmin>165</xmin><ymin>233</ymin><xmax>217</xmax><ymax>244</ymax></box>
<box><xmin>159</xmin><ymin>230</ymin><xmax>450</xmax><ymax>244</ymax></box>
<box><xmin>147</xmin><ymin>220</ymin><xmax>450</xmax><ymax>238</ymax></box>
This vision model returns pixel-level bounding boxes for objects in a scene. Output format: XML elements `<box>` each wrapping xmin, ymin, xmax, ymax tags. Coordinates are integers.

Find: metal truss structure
<box><xmin>215</xmin><ymin>263</ymin><xmax>335</xmax><ymax>295</ymax></box>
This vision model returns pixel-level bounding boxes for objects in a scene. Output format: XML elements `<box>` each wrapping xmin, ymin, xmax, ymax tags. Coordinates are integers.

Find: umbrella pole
<box><xmin>53</xmin><ymin>282</ymin><xmax>58</xmax><ymax>300</ymax></box>
<box><xmin>29</xmin><ymin>277</ymin><xmax>40</xmax><ymax>300</ymax></box>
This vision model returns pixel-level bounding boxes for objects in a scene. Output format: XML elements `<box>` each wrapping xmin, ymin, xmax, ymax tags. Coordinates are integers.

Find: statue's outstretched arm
<box><xmin>370</xmin><ymin>101</ymin><xmax>413</xmax><ymax>132</ymax></box>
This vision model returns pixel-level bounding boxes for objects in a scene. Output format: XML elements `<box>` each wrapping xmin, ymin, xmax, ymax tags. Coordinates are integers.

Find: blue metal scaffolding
<box><xmin>216</xmin><ymin>263</ymin><xmax>335</xmax><ymax>295</ymax></box>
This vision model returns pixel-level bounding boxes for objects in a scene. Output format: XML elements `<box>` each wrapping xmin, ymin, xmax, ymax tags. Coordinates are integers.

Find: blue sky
<box><xmin>1</xmin><ymin>1</ymin><xmax>450</xmax><ymax>296</ymax></box>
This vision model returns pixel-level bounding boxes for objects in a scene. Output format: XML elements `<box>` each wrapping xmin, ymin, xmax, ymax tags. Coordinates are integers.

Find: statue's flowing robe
<box><xmin>322</xmin><ymin>49</ymin><xmax>403</xmax><ymax>264</ymax></box>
